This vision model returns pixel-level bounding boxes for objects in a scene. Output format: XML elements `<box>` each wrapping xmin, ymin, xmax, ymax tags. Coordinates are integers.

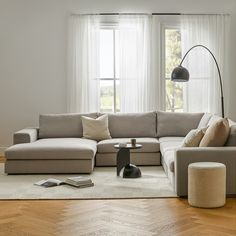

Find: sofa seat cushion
<box><xmin>160</xmin><ymin>140</ymin><xmax>183</xmax><ymax>155</ymax></box>
<box><xmin>159</xmin><ymin>137</ymin><xmax>184</xmax><ymax>173</ymax></box>
<box><xmin>163</xmin><ymin>150</ymin><xmax>175</xmax><ymax>172</ymax></box>
<box><xmin>5</xmin><ymin>138</ymin><xmax>97</xmax><ymax>160</ymax></box>
<box><xmin>97</xmin><ymin>138</ymin><xmax>160</xmax><ymax>153</ymax></box>
<box><xmin>159</xmin><ymin>137</ymin><xmax>184</xmax><ymax>154</ymax></box>
<box><xmin>159</xmin><ymin>137</ymin><xmax>184</xmax><ymax>143</ymax></box>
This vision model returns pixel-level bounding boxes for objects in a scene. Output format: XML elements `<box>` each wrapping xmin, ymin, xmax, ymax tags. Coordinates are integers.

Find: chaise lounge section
<box><xmin>5</xmin><ymin>137</ymin><xmax>97</xmax><ymax>174</ymax></box>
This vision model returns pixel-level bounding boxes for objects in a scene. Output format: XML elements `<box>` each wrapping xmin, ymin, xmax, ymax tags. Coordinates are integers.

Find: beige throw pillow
<box><xmin>199</xmin><ymin>118</ymin><xmax>230</xmax><ymax>147</ymax></box>
<box><xmin>81</xmin><ymin>114</ymin><xmax>111</xmax><ymax>141</ymax></box>
<box><xmin>181</xmin><ymin>128</ymin><xmax>207</xmax><ymax>147</ymax></box>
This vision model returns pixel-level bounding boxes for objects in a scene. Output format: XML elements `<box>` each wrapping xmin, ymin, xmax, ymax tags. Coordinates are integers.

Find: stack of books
<box><xmin>65</xmin><ymin>176</ymin><xmax>94</xmax><ymax>188</ymax></box>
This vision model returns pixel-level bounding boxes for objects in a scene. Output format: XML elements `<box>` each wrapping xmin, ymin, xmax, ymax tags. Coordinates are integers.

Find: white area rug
<box><xmin>0</xmin><ymin>164</ymin><xmax>177</xmax><ymax>199</ymax></box>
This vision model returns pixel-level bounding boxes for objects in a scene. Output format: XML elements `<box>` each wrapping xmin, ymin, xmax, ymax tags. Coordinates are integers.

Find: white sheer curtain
<box><xmin>118</xmin><ymin>15</ymin><xmax>161</xmax><ymax>112</ymax></box>
<box><xmin>68</xmin><ymin>14</ymin><xmax>162</xmax><ymax>113</ymax></box>
<box><xmin>67</xmin><ymin>15</ymin><xmax>100</xmax><ymax>113</ymax></box>
<box><xmin>181</xmin><ymin>15</ymin><xmax>229</xmax><ymax>115</ymax></box>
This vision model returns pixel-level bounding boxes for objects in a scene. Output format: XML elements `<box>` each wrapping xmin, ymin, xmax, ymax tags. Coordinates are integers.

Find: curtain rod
<box><xmin>71</xmin><ymin>13</ymin><xmax>229</xmax><ymax>16</ymax></box>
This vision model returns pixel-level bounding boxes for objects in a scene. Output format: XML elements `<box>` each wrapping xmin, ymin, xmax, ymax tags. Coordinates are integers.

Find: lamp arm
<box><xmin>180</xmin><ymin>44</ymin><xmax>224</xmax><ymax>117</ymax></box>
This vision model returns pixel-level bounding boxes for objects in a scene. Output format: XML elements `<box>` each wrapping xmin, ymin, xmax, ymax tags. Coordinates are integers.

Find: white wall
<box><xmin>228</xmin><ymin>12</ymin><xmax>236</xmax><ymax>119</ymax></box>
<box><xmin>0</xmin><ymin>0</ymin><xmax>236</xmax><ymax>152</ymax></box>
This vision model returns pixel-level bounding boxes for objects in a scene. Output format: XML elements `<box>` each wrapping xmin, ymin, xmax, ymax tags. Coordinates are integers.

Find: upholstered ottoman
<box><xmin>188</xmin><ymin>162</ymin><xmax>226</xmax><ymax>208</ymax></box>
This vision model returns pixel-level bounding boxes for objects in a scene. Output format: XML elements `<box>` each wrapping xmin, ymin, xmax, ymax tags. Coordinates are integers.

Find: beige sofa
<box><xmin>4</xmin><ymin>111</ymin><xmax>236</xmax><ymax>196</ymax></box>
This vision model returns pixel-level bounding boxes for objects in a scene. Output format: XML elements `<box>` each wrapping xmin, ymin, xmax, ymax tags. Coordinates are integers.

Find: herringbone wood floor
<box><xmin>0</xmin><ymin>156</ymin><xmax>236</xmax><ymax>236</ymax></box>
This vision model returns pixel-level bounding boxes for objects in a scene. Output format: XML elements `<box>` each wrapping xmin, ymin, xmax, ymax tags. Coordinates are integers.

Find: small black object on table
<box><xmin>114</xmin><ymin>144</ymin><xmax>142</xmax><ymax>178</ymax></box>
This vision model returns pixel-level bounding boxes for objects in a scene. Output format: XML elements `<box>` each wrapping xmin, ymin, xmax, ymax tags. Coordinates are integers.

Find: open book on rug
<box><xmin>34</xmin><ymin>176</ymin><xmax>94</xmax><ymax>188</ymax></box>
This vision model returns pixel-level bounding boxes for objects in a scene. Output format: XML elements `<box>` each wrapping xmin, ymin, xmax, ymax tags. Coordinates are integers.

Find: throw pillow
<box><xmin>81</xmin><ymin>114</ymin><xmax>111</xmax><ymax>141</ymax></box>
<box><xmin>181</xmin><ymin>128</ymin><xmax>207</xmax><ymax>147</ymax></box>
<box><xmin>199</xmin><ymin>118</ymin><xmax>230</xmax><ymax>147</ymax></box>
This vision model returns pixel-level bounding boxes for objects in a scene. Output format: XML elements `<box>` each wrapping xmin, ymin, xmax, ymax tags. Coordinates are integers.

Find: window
<box><xmin>99</xmin><ymin>20</ymin><xmax>184</xmax><ymax>112</ymax></box>
<box><xmin>99</xmin><ymin>23</ymin><xmax>183</xmax><ymax>113</ymax></box>
<box><xmin>164</xmin><ymin>28</ymin><xmax>183</xmax><ymax>112</ymax></box>
<box><xmin>69</xmin><ymin>15</ymin><xmax>224</xmax><ymax>115</ymax></box>
<box><xmin>99</xmin><ymin>29</ymin><xmax>120</xmax><ymax>113</ymax></box>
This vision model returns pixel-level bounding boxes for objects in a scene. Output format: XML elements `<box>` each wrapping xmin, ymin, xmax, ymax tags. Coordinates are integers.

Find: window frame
<box><xmin>98</xmin><ymin>25</ymin><xmax>120</xmax><ymax>113</ymax></box>
<box><xmin>98</xmin><ymin>17</ymin><xmax>184</xmax><ymax>113</ymax></box>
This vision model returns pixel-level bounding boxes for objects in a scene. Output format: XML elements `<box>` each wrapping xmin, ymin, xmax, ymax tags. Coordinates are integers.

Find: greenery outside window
<box><xmin>99</xmin><ymin>25</ymin><xmax>183</xmax><ymax>113</ymax></box>
<box><xmin>165</xmin><ymin>28</ymin><xmax>183</xmax><ymax>112</ymax></box>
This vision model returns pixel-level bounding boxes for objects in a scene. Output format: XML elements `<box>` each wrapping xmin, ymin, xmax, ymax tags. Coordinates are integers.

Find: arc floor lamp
<box><xmin>171</xmin><ymin>44</ymin><xmax>224</xmax><ymax>118</ymax></box>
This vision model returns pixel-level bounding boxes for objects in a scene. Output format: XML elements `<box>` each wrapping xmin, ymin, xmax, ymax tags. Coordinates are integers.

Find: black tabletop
<box><xmin>114</xmin><ymin>144</ymin><xmax>142</xmax><ymax>149</ymax></box>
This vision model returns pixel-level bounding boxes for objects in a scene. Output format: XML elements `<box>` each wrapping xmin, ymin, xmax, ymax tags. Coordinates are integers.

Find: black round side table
<box><xmin>114</xmin><ymin>144</ymin><xmax>142</xmax><ymax>178</ymax></box>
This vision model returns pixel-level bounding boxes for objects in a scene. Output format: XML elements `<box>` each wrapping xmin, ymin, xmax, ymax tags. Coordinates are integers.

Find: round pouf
<box><xmin>188</xmin><ymin>162</ymin><xmax>226</xmax><ymax>208</ymax></box>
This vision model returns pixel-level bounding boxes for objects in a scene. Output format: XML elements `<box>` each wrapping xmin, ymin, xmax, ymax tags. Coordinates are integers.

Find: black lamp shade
<box><xmin>171</xmin><ymin>66</ymin><xmax>189</xmax><ymax>82</ymax></box>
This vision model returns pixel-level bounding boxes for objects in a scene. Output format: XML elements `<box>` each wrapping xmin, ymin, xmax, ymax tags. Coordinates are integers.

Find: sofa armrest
<box><xmin>175</xmin><ymin>147</ymin><xmax>236</xmax><ymax>196</ymax></box>
<box><xmin>14</xmin><ymin>128</ymin><xmax>39</xmax><ymax>144</ymax></box>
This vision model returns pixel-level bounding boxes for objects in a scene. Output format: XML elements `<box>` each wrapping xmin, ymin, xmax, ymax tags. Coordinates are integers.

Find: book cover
<box><xmin>34</xmin><ymin>177</ymin><xmax>94</xmax><ymax>188</ymax></box>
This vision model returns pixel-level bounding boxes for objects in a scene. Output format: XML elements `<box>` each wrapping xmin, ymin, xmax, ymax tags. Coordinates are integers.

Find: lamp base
<box><xmin>123</xmin><ymin>164</ymin><xmax>141</xmax><ymax>178</ymax></box>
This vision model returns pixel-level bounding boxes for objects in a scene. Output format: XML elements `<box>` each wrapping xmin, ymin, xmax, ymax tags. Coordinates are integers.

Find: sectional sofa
<box><xmin>4</xmin><ymin>111</ymin><xmax>236</xmax><ymax>196</ymax></box>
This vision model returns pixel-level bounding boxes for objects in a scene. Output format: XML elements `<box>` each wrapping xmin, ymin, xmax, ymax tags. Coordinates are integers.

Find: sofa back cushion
<box><xmin>207</xmin><ymin>114</ymin><xmax>222</xmax><ymax>126</ymax></box>
<box><xmin>39</xmin><ymin>113</ymin><xmax>97</xmax><ymax>138</ymax></box>
<box><xmin>157</xmin><ymin>111</ymin><xmax>204</xmax><ymax>137</ymax></box>
<box><xmin>225</xmin><ymin>119</ymin><xmax>236</xmax><ymax>146</ymax></box>
<box><xmin>197</xmin><ymin>113</ymin><xmax>212</xmax><ymax>128</ymax></box>
<box><xmin>107</xmin><ymin>112</ymin><xmax>157</xmax><ymax>138</ymax></box>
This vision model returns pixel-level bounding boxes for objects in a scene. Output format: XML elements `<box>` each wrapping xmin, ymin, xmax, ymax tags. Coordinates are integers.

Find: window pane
<box><xmin>100</xmin><ymin>80</ymin><xmax>114</xmax><ymax>112</ymax></box>
<box><xmin>165</xmin><ymin>29</ymin><xmax>182</xmax><ymax>79</ymax></box>
<box><xmin>165</xmin><ymin>28</ymin><xmax>183</xmax><ymax>112</ymax></box>
<box><xmin>166</xmin><ymin>80</ymin><xmax>183</xmax><ymax>112</ymax></box>
<box><xmin>99</xmin><ymin>29</ymin><xmax>114</xmax><ymax>78</ymax></box>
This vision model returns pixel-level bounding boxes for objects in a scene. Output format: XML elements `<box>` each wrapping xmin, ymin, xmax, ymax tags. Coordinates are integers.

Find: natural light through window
<box><xmin>99</xmin><ymin>27</ymin><xmax>183</xmax><ymax>113</ymax></box>
<box><xmin>99</xmin><ymin>29</ymin><xmax>120</xmax><ymax>113</ymax></box>
<box><xmin>165</xmin><ymin>28</ymin><xmax>183</xmax><ymax>112</ymax></box>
